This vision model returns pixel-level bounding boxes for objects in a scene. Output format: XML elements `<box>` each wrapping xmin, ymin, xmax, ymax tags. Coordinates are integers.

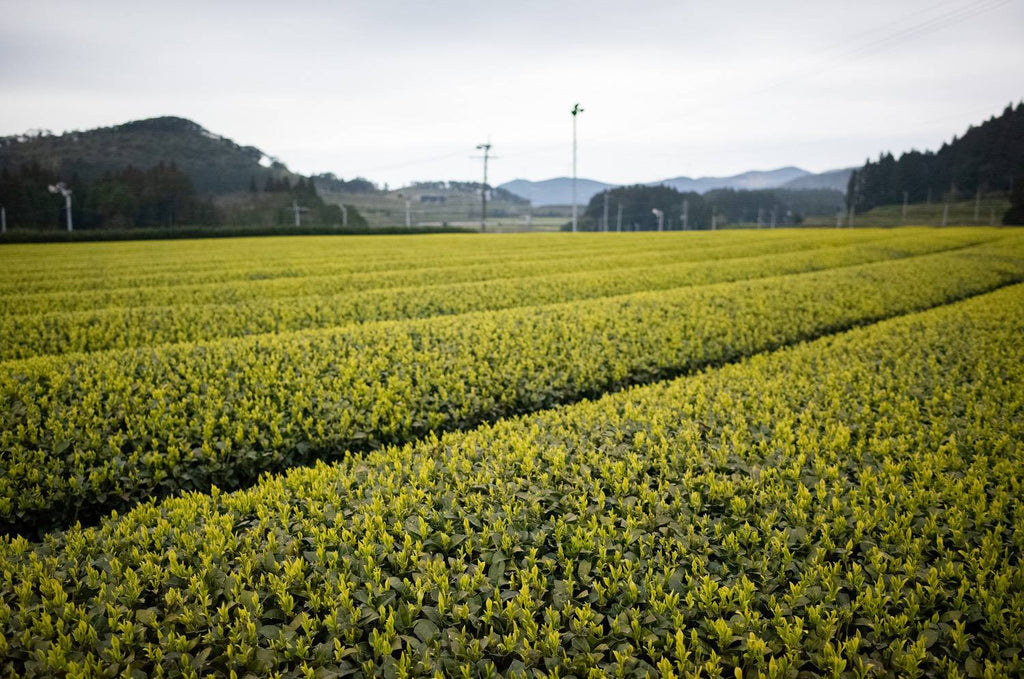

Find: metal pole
<box><xmin>652</xmin><ymin>208</ymin><xmax>664</xmax><ymax>231</ymax></box>
<box><xmin>293</xmin><ymin>199</ymin><xmax>300</xmax><ymax>227</ymax></box>
<box><xmin>405</xmin><ymin>199</ymin><xmax>411</xmax><ymax>228</ymax></box>
<box><xmin>602</xmin><ymin>192</ymin><xmax>609</xmax><ymax>232</ymax></box>
<box><xmin>476</xmin><ymin>143</ymin><xmax>491</xmax><ymax>231</ymax></box>
<box><xmin>571</xmin><ymin>103</ymin><xmax>583</xmax><ymax>232</ymax></box>
<box><xmin>616</xmin><ymin>203</ymin><xmax>622</xmax><ymax>232</ymax></box>
<box><xmin>682</xmin><ymin>199</ymin><xmax>688</xmax><ymax>231</ymax></box>
<box><xmin>340</xmin><ymin>204</ymin><xmax>348</xmax><ymax>227</ymax></box>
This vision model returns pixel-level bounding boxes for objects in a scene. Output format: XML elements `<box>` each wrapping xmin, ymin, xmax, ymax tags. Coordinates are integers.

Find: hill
<box><xmin>498</xmin><ymin>177</ymin><xmax>616</xmax><ymax>207</ymax></box>
<box><xmin>849</xmin><ymin>102</ymin><xmax>1024</xmax><ymax>214</ymax></box>
<box><xmin>654</xmin><ymin>166</ymin><xmax>811</xmax><ymax>193</ymax></box>
<box><xmin>782</xmin><ymin>167</ymin><xmax>853</xmax><ymax>191</ymax></box>
<box><xmin>500</xmin><ymin>167</ymin><xmax>849</xmax><ymax>206</ymax></box>
<box><xmin>0</xmin><ymin>116</ymin><xmax>295</xmax><ymax>195</ymax></box>
<box><xmin>317</xmin><ymin>180</ymin><xmax>534</xmax><ymax>228</ymax></box>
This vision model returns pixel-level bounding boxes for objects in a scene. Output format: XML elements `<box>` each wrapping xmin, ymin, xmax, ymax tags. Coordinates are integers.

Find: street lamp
<box><xmin>48</xmin><ymin>182</ymin><xmax>72</xmax><ymax>232</ymax></box>
<box><xmin>571</xmin><ymin>103</ymin><xmax>583</xmax><ymax>232</ymax></box>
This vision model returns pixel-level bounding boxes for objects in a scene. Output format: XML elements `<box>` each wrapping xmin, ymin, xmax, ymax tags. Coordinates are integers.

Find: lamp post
<box><xmin>571</xmin><ymin>103</ymin><xmax>583</xmax><ymax>232</ymax></box>
<box><xmin>48</xmin><ymin>183</ymin><xmax>72</xmax><ymax>232</ymax></box>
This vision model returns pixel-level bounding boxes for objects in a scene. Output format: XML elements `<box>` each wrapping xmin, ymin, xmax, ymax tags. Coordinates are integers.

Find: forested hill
<box><xmin>848</xmin><ymin>103</ymin><xmax>1024</xmax><ymax>212</ymax></box>
<box><xmin>0</xmin><ymin>116</ymin><xmax>296</xmax><ymax>195</ymax></box>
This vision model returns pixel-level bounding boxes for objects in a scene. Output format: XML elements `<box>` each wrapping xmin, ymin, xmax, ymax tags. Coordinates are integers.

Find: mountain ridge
<box><xmin>499</xmin><ymin>166</ymin><xmax>853</xmax><ymax>206</ymax></box>
<box><xmin>0</xmin><ymin>116</ymin><xmax>296</xmax><ymax>196</ymax></box>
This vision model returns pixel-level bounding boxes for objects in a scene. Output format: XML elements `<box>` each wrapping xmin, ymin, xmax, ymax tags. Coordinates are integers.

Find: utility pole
<box><xmin>48</xmin><ymin>183</ymin><xmax>72</xmax><ymax>231</ymax></box>
<box><xmin>405</xmin><ymin>199</ymin><xmax>411</xmax><ymax>228</ymax></box>
<box><xmin>475</xmin><ymin>142</ymin><xmax>492</xmax><ymax>231</ymax></box>
<box><xmin>941</xmin><ymin>201</ymin><xmax>949</xmax><ymax>227</ymax></box>
<box><xmin>848</xmin><ymin>205</ymin><xmax>855</xmax><ymax>228</ymax></box>
<box><xmin>602</xmin><ymin>192</ymin><xmax>609</xmax><ymax>232</ymax></box>
<box><xmin>652</xmin><ymin>208</ymin><xmax>664</xmax><ymax>232</ymax></box>
<box><xmin>571</xmin><ymin>103</ymin><xmax>583</xmax><ymax>232</ymax></box>
<box><xmin>290</xmin><ymin>198</ymin><xmax>310</xmax><ymax>227</ymax></box>
<box><xmin>902</xmin><ymin>191</ymin><xmax>908</xmax><ymax>224</ymax></box>
<box><xmin>616</xmin><ymin>203</ymin><xmax>622</xmax><ymax>232</ymax></box>
<box><xmin>339</xmin><ymin>204</ymin><xmax>348</xmax><ymax>227</ymax></box>
<box><xmin>681</xmin><ymin>199</ymin><xmax>688</xmax><ymax>231</ymax></box>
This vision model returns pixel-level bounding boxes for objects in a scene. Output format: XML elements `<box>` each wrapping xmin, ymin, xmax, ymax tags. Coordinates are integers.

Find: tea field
<box><xmin>1</xmin><ymin>228</ymin><xmax>1022</xmax><ymax>677</ymax></box>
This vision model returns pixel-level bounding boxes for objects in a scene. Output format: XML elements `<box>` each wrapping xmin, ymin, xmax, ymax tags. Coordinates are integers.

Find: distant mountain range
<box><xmin>1</xmin><ymin>115</ymin><xmax>853</xmax><ymax>208</ymax></box>
<box><xmin>500</xmin><ymin>167</ymin><xmax>853</xmax><ymax>206</ymax></box>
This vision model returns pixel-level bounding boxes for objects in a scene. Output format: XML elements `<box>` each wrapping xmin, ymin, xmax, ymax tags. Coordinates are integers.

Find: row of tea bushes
<box><xmin>1</xmin><ymin>282</ymin><xmax>1021</xmax><ymax>677</ymax></box>
<box><xmin>0</xmin><ymin>230</ymin><xmax>995</xmax><ymax>360</ymax></box>
<box><xmin>0</xmin><ymin>229</ymin><xmax>916</xmax><ymax>315</ymax></box>
<box><xmin>0</xmin><ymin>229</ymin><xmax>855</xmax><ymax>299</ymax></box>
<box><xmin>2</xmin><ymin>239</ymin><xmax>1023</xmax><ymax>534</ymax></box>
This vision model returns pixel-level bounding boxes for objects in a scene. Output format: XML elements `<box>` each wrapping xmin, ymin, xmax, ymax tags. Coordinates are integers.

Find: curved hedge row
<box><xmin>0</xmin><ymin>229</ymin><xmax>842</xmax><ymax>298</ymax></box>
<box><xmin>0</xmin><ymin>231</ymin><xmax>992</xmax><ymax>360</ymax></box>
<box><xmin>0</xmin><ymin>229</ymin><xmax>908</xmax><ymax>315</ymax></box>
<box><xmin>1</xmin><ymin>281</ymin><xmax>1020</xmax><ymax>678</ymax></box>
<box><xmin>2</xmin><ymin>238</ymin><xmax>1023</xmax><ymax>534</ymax></box>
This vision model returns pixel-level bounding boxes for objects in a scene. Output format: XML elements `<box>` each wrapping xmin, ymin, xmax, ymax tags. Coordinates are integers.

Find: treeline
<box><xmin>577</xmin><ymin>185</ymin><xmax>844</xmax><ymax>231</ymax></box>
<box><xmin>0</xmin><ymin>162</ymin><xmax>365</xmax><ymax>231</ymax></box>
<box><xmin>848</xmin><ymin>102</ymin><xmax>1024</xmax><ymax>218</ymax></box>
<box><xmin>0</xmin><ymin>162</ymin><xmax>217</xmax><ymax>229</ymax></box>
<box><xmin>311</xmin><ymin>173</ymin><xmax>377</xmax><ymax>194</ymax></box>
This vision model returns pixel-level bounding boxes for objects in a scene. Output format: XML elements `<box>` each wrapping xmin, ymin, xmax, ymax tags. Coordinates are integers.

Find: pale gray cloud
<box><xmin>1</xmin><ymin>0</ymin><xmax>1021</xmax><ymax>186</ymax></box>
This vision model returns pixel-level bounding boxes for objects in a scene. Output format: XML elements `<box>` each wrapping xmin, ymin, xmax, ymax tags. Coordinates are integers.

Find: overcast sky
<box><xmin>1</xmin><ymin>0</ymin><xmax>1021</xmax><ymax>187</ymax></box>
